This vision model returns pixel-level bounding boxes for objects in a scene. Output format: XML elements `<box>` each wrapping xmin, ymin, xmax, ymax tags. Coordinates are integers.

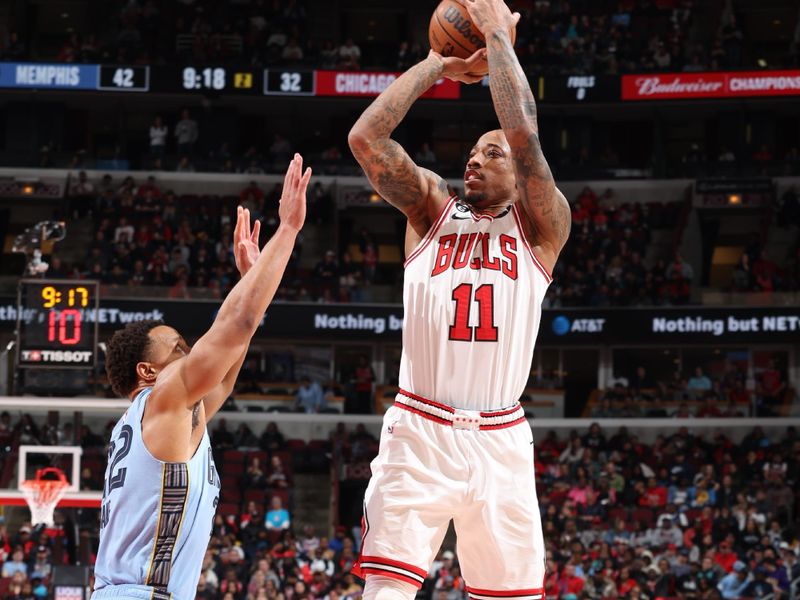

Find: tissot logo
<box><xmin>21</xmin><ymin>349</ymin><xmax>92</xmax><ymax>363</ymax></box>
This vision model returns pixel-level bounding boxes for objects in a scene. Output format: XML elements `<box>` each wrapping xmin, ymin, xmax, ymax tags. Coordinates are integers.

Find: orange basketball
<box><xmin>428</xmin><ymin>0</ymin><xmax>516</xmax><ymax>63</ymax></box>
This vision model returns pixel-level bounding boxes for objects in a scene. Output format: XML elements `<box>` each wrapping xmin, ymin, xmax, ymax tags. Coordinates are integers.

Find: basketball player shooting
<box><xmin>91</xmin><ymin>155</ymin><xmax>311</xmax><ymax>600</ymax></box>
<box><xmin>347</xmin><ymin>0</ymin><xmax>570</xmax><ymax>599</ymax></box>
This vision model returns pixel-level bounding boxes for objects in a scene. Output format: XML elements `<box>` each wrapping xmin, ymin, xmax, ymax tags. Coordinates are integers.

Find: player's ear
<box><xmin>136</xmin><ymin>361</ymin><xmax>158</xmax><ymax>384</ymax></box>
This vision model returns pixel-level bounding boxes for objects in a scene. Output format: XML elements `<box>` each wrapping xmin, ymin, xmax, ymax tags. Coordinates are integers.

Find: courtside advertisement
<box><xmin>622</xmin><ymin>70</ymin><xmax>800</xmax><ymax>100</ymax></box>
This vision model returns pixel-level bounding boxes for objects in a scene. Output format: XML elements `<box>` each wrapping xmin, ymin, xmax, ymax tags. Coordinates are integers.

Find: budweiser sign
<box><xmin>622</xmin><ymin>70</ymin><xmax>800</xmax><ymax>100</ymax></box>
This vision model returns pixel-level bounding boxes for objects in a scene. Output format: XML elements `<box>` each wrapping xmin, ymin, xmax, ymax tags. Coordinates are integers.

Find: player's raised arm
<box><xmin>347</xmin><ymin>51</ymin><xmax>486</xmax><ymax>224</ymax></box>
<box><xmin>153</xmin><ymin>154</ymin><xmax>311</xmax><ymax>408</ymax></box>
<box><xmin>463</xmin><ymin>0</ymin><xmax>571</xmax><ymax>268</ymax></box>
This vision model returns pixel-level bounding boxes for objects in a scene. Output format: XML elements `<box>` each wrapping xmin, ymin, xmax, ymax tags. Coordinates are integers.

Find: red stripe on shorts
<box><xmin>358</xmin><ymin>566</ymin><xmax>424</xmax><ymax>589</ymax></box>
<box><xmin>466</xmin><ymin>586</ymin><xmax>545</xmax><ymax>597</ymax></box>
<box><xmin>398</xmin><ymin>388</ymin><xmax>456</xmax><ymax>413</ymax></box>
<box><xmin>479</xmin><ymin>415</ymin><xmax>528</xmax><ymax>430</ymax></box>
<box><xmin>479</xmin><ymin>405</ymin><xmax>521</xmax><ymax>418</ymax></box>
<box><xmin>393</xmin><ymin>402</ymin><xmax>454</xmax><ymax>425</ymax></box>
<box><xmin>357</xmin><ymin>555</ymin><xmax>427</xmax><ymax>578</ymax></box>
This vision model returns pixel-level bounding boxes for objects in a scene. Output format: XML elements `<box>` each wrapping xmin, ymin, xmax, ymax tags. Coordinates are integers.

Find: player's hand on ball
<box><xmin>279</xmin><ymin>153</ymin><xmax>311</xmax><ymax>233</ymax></box>
<box><xmin>433</xmin><ymin>49</ymin><xmax>487</xmax><ymax>84</ymax></box>
<box><xmin>233</xmin><ymin>206</ymin><xmax>262</xmax><ymax>275</ymax></box>
<box><xmin>456</xmin><ymin>0</ymin><xmax>521</xmax><ymax>37</ymax></box>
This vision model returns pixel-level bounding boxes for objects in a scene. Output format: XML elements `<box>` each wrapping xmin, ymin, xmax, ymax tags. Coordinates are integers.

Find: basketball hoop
<box><xmin>20</xmin><ymin>467</ymin><xmax>70</xmax><ymax>527</ymax></box>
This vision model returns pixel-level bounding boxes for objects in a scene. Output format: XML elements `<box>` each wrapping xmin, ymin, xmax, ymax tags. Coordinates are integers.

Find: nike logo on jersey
<box><xmin>431</xmin><ymin>232</ymin><xmax>518</xmax><ymax>280</ymax></box>
<box><xmin>450</xmin><ymin>203</ymin><xmax>512</xmax><ymax>221</ymax></box>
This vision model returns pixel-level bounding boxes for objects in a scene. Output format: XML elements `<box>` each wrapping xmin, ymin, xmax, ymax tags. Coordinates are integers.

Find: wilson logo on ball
<box><xmin>441</xmin><ymin>6</ymin><xmax>483</xmax><ymax>48</ymax></box>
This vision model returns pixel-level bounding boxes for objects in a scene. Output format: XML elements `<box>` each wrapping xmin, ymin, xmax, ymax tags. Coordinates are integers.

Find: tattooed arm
<box><xmin>348</xmin><ymin>51</ymin><xmax>487</xmax><ymax>231</ymax></box>
<box><xmin>465</xmin><ymin>0</ymin><xmax>571</xmax><ymax>269</ymax></box>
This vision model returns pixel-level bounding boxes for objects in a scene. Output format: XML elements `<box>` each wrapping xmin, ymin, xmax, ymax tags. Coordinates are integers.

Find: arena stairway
<box><xmin>291</xmin><ymin>473</ymin><xmax>332</xmax><ymax>535</ymax></box>
<box><xmin>763</xmin><ymin>218</ymin><xmax>798</xmax><ymax>268</ymax></box>
<box><xmin>55</xmin><ymin>215</ymin><xmax>95</xmax><ymax>269</ymax></box>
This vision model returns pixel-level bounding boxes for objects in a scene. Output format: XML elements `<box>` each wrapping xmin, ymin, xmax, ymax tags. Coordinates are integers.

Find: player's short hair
<box><xmin>105</xmin><ymin>320</ymin><xmax>163</xmax><ymax>397</ymax></box>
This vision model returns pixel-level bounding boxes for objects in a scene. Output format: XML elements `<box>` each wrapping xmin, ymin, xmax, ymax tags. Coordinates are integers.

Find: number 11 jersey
<box><xmin>93</xmin><ymin>388</ymin><xmax>221</xmax><ymax>600</ymax></box>
<box><xmin>398</xmin><ymin>197</ymin><xmax>552</xmax><ymax>412</ymax></box>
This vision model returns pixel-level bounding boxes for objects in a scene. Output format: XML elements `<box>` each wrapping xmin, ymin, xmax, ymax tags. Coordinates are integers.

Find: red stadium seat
<box><xmin>223</xmin><ymin>450</ymin><xmax>246</xmax><ymax>464</ymax></box>
<box><xmin>221</xmin><ymin>476</ymin><xmax>239</xmax><ymax>490</ymax></box>
<box><xmin>244</xmin><ymin>488</ymin><xmax>267</xmax><ymax>504</ymax></box>
<box><xmin>246</xmin><ymin>450</ymin><xmax>268</xmax><ymax>466</ymax></box>
<box><xmin>217</xmin><ymin>502</ymin><xmax>239</xmax><ymax>518</ymax></box>
<box><xmin>286</xmin><ymin>439</ymin><xmax>306</xmax><ymax>451</ymax></box>
<box><xmin>608</xmin><ymin>507</ymin><xmax>628</xmax><ymax>522</ymax></box>
<box><xmin>632</xmin><ymin>508</ymin><xmax>654</xmax><ymax>525</ymax></box>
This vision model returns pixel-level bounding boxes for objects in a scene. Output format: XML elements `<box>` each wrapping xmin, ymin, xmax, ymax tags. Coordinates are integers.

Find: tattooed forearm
<box><xmin>486</xmin><ymin>29</ymin><xmax>570</xmax><ymax>251</ymax></box>
<box><xmin>486</xmin><ymin>30</ymin><xmax>537</xmax><ymax>134</ymax></box>
<box><xmin>355</xmin><ymin>56</ymin><xmax>443</xmax><ymax>139</ymax></box>
<box><xmin>348</xmin><ymin>55</ymin><xmax>444</xmax><ymax>209</ymax></box>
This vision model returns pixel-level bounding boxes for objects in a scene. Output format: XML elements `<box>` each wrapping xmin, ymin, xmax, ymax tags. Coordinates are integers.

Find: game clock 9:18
<box><xmin>182</xmin><ymin>67</ymin><xmax>226</xmax><ymax>91</ymax></box>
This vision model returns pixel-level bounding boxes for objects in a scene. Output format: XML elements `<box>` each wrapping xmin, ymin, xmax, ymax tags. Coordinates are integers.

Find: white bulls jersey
<box><xmin>398</xmin><ymin>196</ymin><xmax>552</xmax><ymax>412</ymax></box>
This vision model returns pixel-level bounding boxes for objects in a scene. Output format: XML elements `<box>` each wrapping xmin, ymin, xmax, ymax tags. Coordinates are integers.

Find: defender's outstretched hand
<box><xmin>233</xmin><ymin>206</ymin><xmax>262</xmax><ymax>276</ymax></box>
<box><xmin>455</xmin><ymin>0</ymin><xmax>520</xmax><ymax>36</ymax></box>
<box><xmin>279</xmin><ymin>153</ymin><xmax>312</xmax><ymax>233</ymax></box>
<box><xmin>431</xmin><ymin>48</ymin><xmax>488</xmax><ymax>84</ymax></box>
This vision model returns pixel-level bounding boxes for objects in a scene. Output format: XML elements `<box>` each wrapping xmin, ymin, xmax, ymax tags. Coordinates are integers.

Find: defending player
<box><xmin>91</xmin><ymin>155</ymin><xmax>311</xmax><ymax>600</ymax></box>
<box><xmin>347</xmin><ymin>1</ymin><xmax>571</xmax><ymax>599</ymax></box>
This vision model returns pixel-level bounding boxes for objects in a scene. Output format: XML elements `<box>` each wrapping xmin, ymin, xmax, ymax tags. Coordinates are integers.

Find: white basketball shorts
<box><xmin>352</xmin><ymin>390</ymin><xmax>546</xmax><ymax>600</ymax></box>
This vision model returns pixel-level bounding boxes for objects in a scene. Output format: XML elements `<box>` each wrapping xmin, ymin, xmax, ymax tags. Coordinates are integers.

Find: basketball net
<box><xmin>20</xmin><ymin>467</ymin><xmax>70</xmax><ymax>527</ymax></box>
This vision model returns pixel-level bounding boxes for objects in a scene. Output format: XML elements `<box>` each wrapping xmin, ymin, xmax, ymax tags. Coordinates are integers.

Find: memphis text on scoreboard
<box><xmin>0</xmin><ymin>62</ymin><xmax>150</xmax><ymax>91</ymax></box>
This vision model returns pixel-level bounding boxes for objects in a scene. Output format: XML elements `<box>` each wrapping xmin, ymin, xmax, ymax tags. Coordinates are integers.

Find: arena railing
<box><xmin>1</xmin><ymin>396</ymin><xmax>798</xmax><ymax>444</ymax></box>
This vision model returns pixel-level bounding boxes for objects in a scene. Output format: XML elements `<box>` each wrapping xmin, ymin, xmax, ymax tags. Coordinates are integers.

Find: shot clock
<box><xmin>16</xmin><ymin>279</ymin><xmax>100</xmax><ymax>369</ymax></box>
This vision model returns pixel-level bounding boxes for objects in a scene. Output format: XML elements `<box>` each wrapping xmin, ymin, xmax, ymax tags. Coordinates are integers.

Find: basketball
<box><xmin>428</xmin><ymin>0</ymin><xmax>516</xmax><ymax>62</ymax></box>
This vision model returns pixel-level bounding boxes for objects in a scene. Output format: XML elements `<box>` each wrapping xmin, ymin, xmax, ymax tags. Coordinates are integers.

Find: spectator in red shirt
<box><xmin>752</xmin><ymin>144</ymin><xmax>773</xmax><ymax>164</ymax></box>
<box><xmin>758</xmin><ymin>360</ymin><xmax>786</xmax><ymax>415</ymax></box>
<box><xmin>696</xmin><ymin>396</ymin><xmax>722</xmax><ymax>418</ymax></box>
<box><xmin>240</xmin><ymin>180</ymin><xmax>265</xmax><ymax>207</ymax></box>
<box><xmin>352</xmin><ymin>355</ymin><xmax>375</xmax><ymax>415</ymax></box>
<box><xmin>136</xmin><ymin>175</ymin><xmax>162</xmax><ymax>199</ymax></box>
<box><xmin>557</xmin><ymin>564</ymin><xmax>585</xmax><ymax>597</ymax></box>
<box><xmin>714</xmin><ymin>541</ymin><xmax>738</xmax><ymax>573</ymax></box>
<box><xmin>616</xmin><ymin>566</ymin><xmax>637</xmax><ymax>596</ymax></box>
<box><xmin>592</xmin><ymin>210</ymin><xmax>609</xmax><ymax>231</ymax></box>
<box><xmin>576</xmin><ymin>186</ymin><xmax>598</xmax><ymax>214</ymax></box>
<box><xmin>640</xmin><ymin>477</ymin><xmax>668</xmax><ymax>507</ymax></box>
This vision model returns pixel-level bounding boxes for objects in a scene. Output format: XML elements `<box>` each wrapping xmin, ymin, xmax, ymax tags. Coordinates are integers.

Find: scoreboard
<box><xmin>0</xmin><ymin>62</ymin><xmax>459</xmax><ymax>99</ymax></box>
<box><xmin>16</xmin><ymin>279</ymin><xmax>100</xmax><ymax>369</ymax></box>
<box><xmin>3</xmin><ymin>62</ymin><xmax>797</xmax><ymax>102</ymax></box>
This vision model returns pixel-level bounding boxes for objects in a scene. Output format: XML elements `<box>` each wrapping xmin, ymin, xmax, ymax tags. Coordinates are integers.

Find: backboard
<box><xmin>0</xmin><ymin>445</ymin><xmax>101</xmax><ymax>510</ymax></box>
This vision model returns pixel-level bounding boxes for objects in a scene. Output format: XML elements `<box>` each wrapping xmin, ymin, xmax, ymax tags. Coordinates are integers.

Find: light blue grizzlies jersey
<box><xmin>92</xmin><ymin>388</ymin><xmax>220</xmax><ymax>600</ymax></box>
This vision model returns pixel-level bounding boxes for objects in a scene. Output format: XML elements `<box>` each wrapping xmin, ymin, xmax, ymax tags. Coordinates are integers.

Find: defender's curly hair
<box><xmin>105</xmin><ymin>320</ymin><xmax>163</xmax><ymax>397</ymax></box>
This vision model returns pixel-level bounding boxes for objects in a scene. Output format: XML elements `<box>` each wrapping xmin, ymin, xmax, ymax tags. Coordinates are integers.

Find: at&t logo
<box><xmin>552</xmin><ymin>316</ymin><xmax>606</xmax><ymax>335</ymax></box>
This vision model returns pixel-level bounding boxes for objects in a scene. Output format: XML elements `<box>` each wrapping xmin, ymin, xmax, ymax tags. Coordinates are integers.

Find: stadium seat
<box><xmin>632</xmin><ymin>508</ymin><xmax>654</xmax><ymax>525</ymax></box>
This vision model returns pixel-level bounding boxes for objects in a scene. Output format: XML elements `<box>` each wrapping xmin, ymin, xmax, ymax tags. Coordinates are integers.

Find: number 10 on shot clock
<box><xmin>16</xmin><ymin>279</ymin><xmax>100</xmax><ymax>369</ymax></box>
